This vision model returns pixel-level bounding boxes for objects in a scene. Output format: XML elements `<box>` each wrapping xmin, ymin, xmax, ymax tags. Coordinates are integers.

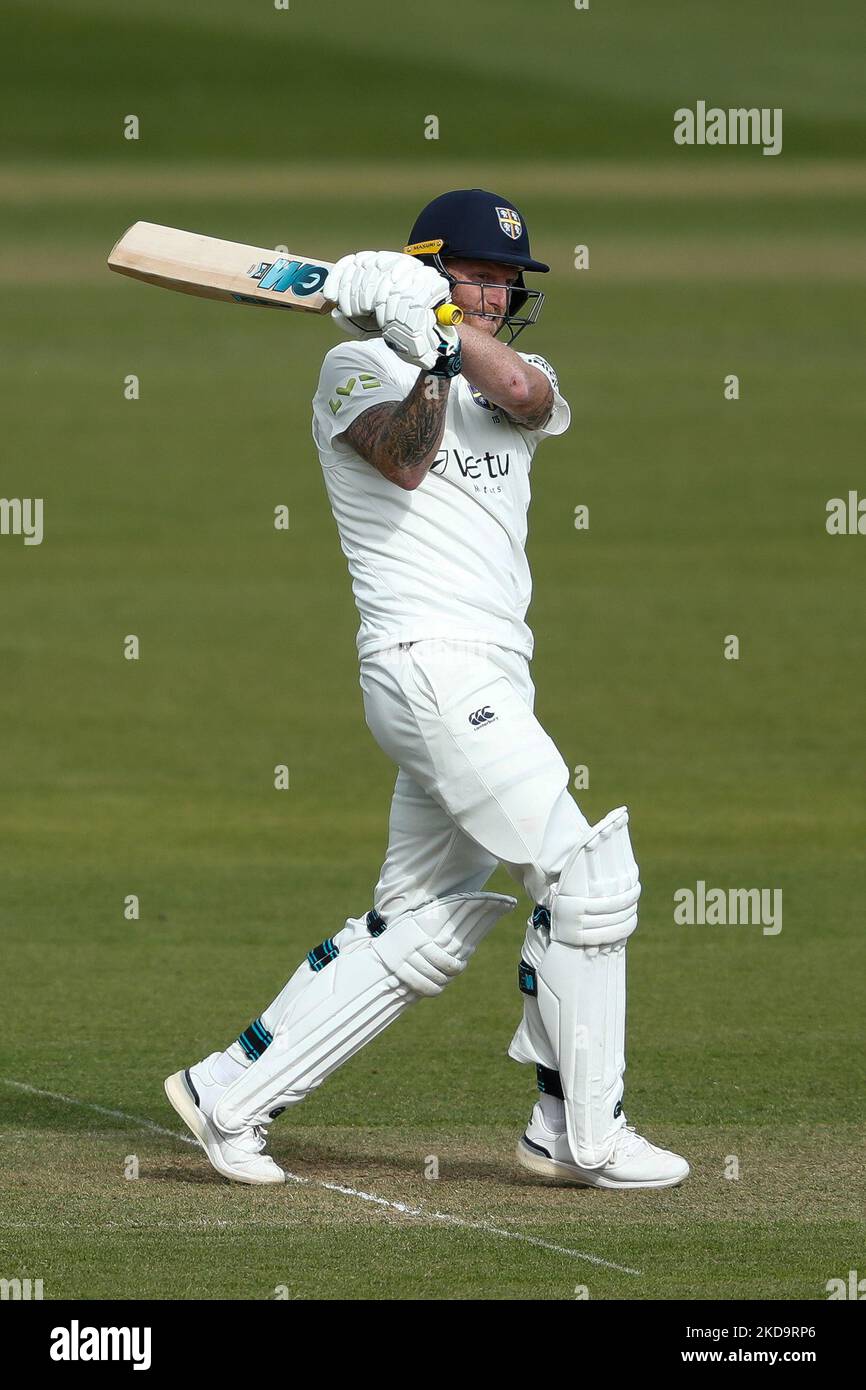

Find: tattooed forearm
<box><xmin>337</xmin><ymin>375</ymin><xmax>450</xmax><ymax>489</ymax></box>
<box><xmin>383</xmin><ymin>381</ymin><xmax>449</xmax><ymax>469</ymax></box>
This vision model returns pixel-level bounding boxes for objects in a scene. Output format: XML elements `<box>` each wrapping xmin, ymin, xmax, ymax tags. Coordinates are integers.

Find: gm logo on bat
<box><xmin>243</xmin><ymin>258</ymin><xmax>329</xmax><ymax>296</ymax></box>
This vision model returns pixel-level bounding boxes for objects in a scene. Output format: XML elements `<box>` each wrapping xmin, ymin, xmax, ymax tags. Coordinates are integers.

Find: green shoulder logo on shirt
<box><xmin>329</xmin><ymin>372</ymin><xmax>382</xmax><ymax>415</ymax></box>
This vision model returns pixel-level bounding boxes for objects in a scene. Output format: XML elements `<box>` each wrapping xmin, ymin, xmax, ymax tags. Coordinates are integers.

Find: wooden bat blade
<box><xmin>108</xmin><ymin>222</ymin><xmax>464</xmax><ymax>325</ymax></box>
<box><xmin>107</xmin><ymin>222</ymin><xmax>333</xmax><ymax>313</ymax></box>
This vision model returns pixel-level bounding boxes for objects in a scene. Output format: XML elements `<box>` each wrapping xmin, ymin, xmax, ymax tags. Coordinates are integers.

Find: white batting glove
<box><xmin>324</xmin><ymin>251</ymin><xmax>451</xmax><ymax>342</ymax></box>
<box><xmin>323</xmin><ymin>252</ymin><xmax>379</xmax><ymax>337</ymax></box>
<box><xmin>377</xmin><ymin>288</ymin><xmax>461</xmax><ymax>371</ymax></box>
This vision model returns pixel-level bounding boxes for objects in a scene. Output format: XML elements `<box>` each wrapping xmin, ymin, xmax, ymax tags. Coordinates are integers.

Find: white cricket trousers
<box><xmin>359</xmin><ymin>639</ymin><xmax>590</xmax><ymax>920</ymax></box>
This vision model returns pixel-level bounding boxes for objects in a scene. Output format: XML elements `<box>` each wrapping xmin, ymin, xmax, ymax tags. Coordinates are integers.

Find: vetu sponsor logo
<box><xmin>431</xmin><ymin>448</ymin><xmax>510</xmax><ymax>479</ymax></box>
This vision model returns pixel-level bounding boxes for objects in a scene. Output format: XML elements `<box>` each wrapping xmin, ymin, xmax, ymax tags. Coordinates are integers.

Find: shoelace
<box><xmin>231</xmin><ymin>1124</ymin><xmax>268</xmax><ymax>1156</ymax></box>
<box><xmin>250</xmin><ymin>1125</ymin><xmax>268</xmax><ymax>1153</ymax></box>
<box><xmin>612</xmin><ymin>1124</ymin><xmax>655</xmax><ymax>1159</ymax></box>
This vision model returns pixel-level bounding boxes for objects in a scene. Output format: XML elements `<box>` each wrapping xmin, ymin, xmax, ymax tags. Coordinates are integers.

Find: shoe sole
<box><xmin>164</xmin><ymin>1069</ymin><xmax>285</xmax><ymax>1186</ymax></box>
<box><xmin>516</xmin><ymin>1137</ymin><xmax>689</xmax><ymax>1190</ymax></box>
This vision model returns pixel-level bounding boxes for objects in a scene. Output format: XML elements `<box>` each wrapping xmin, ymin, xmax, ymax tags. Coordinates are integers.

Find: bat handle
<box><xmin>435</xmin><ymin>302</ymin><xmax>464</xmax><ymax>327</ymax></box>
<box><xmin>322</xmin><ymin>300</ymin><xmax>463</xmax><ymax>327</ymax></box>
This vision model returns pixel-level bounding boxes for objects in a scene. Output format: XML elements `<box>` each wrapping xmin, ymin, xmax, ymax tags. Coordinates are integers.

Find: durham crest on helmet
<box><xmin>495</xmin><ymin>206</ymin><xmax>522</xmax><ymax>240</ymax></box>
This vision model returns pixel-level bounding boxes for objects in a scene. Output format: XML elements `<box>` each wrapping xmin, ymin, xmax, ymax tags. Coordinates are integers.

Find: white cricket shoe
<box><xmin>517</xmin><ymin>1102</ymin><xmax>689</xmax><ymax>1190</ymax></box>
<box><xmin>164</xmin><ymin>1053</ymin><xmax>285</xmax><ymax>1185</ymax></box>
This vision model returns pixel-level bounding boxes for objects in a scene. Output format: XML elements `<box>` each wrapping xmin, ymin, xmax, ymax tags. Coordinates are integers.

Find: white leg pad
<box><xmin>258</xmin><ymin>912</ymin><xmax>375</xmax><ymax>1038</ymax></box>
<box><xmin>535</xmin><ymin>938</ymin><xmax>627</xmax><ymax>1167</ymax></box>
<box><xmin>214</xmin><ymin>891</ymin><xmax>515</xmax><ymax>1130</ymax></box>
<box><xmin>507</xmin><ymin>913</ymin><xmax>558</xmax><ymax>1070</ymax></box>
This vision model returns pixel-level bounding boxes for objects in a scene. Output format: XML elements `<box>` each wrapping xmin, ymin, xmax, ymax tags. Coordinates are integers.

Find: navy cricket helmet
<box><xmin>403</xmin><ymin>189</ymin><xmax>548</xmax><ymax>342</ymax></box>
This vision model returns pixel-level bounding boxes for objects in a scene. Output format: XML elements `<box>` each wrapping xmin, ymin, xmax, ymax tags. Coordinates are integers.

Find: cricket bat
<box><xmin>107</xmin><ymin>222</ymin><xmax>463</xmax><ymax>325</ymax></box>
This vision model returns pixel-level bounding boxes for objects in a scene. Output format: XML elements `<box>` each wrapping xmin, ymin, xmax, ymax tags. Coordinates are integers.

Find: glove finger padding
<box><xmin>390</xmin><ymin>261</ymin><xmax>450</xmax><ymax>301</ymax></box>
<box><xmin>346</xmin><ymin>263</ymin><xmax>383</xmax><ymax>320</ymax></box>
<box><xmin>322</xmin><ymin>253</ymin><xmax>358</xmax><ymax>309</ymax></box>
<box><xmin>326</xmin><ymin>250</ymin><xmax>446</xmax><ymax>305</ymax></box>
<box><xmin>324</xmin><ymin>251</ymin><xmax>398</xmax><ymax>322</ymax></box>
<box><xmin>369</xmin><ymin>253</ymin><xmax>447</xmax><ymax>298</ymax></box>
<box><xmin>330</xmin><ymin>306</ymin><xmax>379</xmax><ymax>339</ymax></box>
<box><xmin>325</xmin><ymin>252</ymin><xmax>398</xmax><ymax>338</ymax></box>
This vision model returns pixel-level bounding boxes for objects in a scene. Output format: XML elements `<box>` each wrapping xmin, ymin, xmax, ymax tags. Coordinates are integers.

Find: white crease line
<box><xmin>1</xmin><ymin>1081</ymin><xmax>196</xmax><ymax>1145</ymax></box>
<box><xmin>317</xmin><ymin>1180</ymin><xmax>640</xmax><ymax>1271</ymax></box>
<box><xmin>0</xmin><ymin>1078</ymin><xmax>641</xmax><ymax>1276</ymax></box>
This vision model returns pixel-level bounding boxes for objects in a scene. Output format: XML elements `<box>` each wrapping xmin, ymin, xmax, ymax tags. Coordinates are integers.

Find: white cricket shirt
<box><xmin>311</xmin><ymin>337</ymin><xmax>570</xmax><ymax>661</ymax></box>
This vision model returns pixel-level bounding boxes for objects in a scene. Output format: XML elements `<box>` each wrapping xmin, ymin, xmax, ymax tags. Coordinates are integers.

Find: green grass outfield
<box><xmin>1</xmin><ymin>0</ymin><xmax>865</xmax><ymax>1300</ymax></box>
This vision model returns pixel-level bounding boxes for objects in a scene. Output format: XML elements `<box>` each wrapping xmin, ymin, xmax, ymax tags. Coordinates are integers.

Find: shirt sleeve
<box><xmin>312</xmin><ymin>342</ymin><xmax>408</xmax><ymax>457</ymax></box>
<box><xmin>513</xmin><ymin>352</ymin><xmax>571</xmax><ymax>438</ymax></box>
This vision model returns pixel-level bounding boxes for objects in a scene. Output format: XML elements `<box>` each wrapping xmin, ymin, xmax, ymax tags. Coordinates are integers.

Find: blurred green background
<box><xmin>0</xmin><ymin>0</ymin><xmax>864</xmax><ymax>1300</ymax></box>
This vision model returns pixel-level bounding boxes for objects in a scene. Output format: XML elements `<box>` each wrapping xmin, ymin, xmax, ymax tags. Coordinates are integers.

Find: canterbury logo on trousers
<box><xmin>469</xmin><ymin>706</ymin><xmax>497</xmax><ymax>727</ymax></box>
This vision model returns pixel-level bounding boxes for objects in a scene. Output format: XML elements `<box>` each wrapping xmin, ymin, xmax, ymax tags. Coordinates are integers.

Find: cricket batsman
<box><xmin>165</xmin><ymin>189</ymin><xmax>689</xmax><ymax>1190</ymax></box>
